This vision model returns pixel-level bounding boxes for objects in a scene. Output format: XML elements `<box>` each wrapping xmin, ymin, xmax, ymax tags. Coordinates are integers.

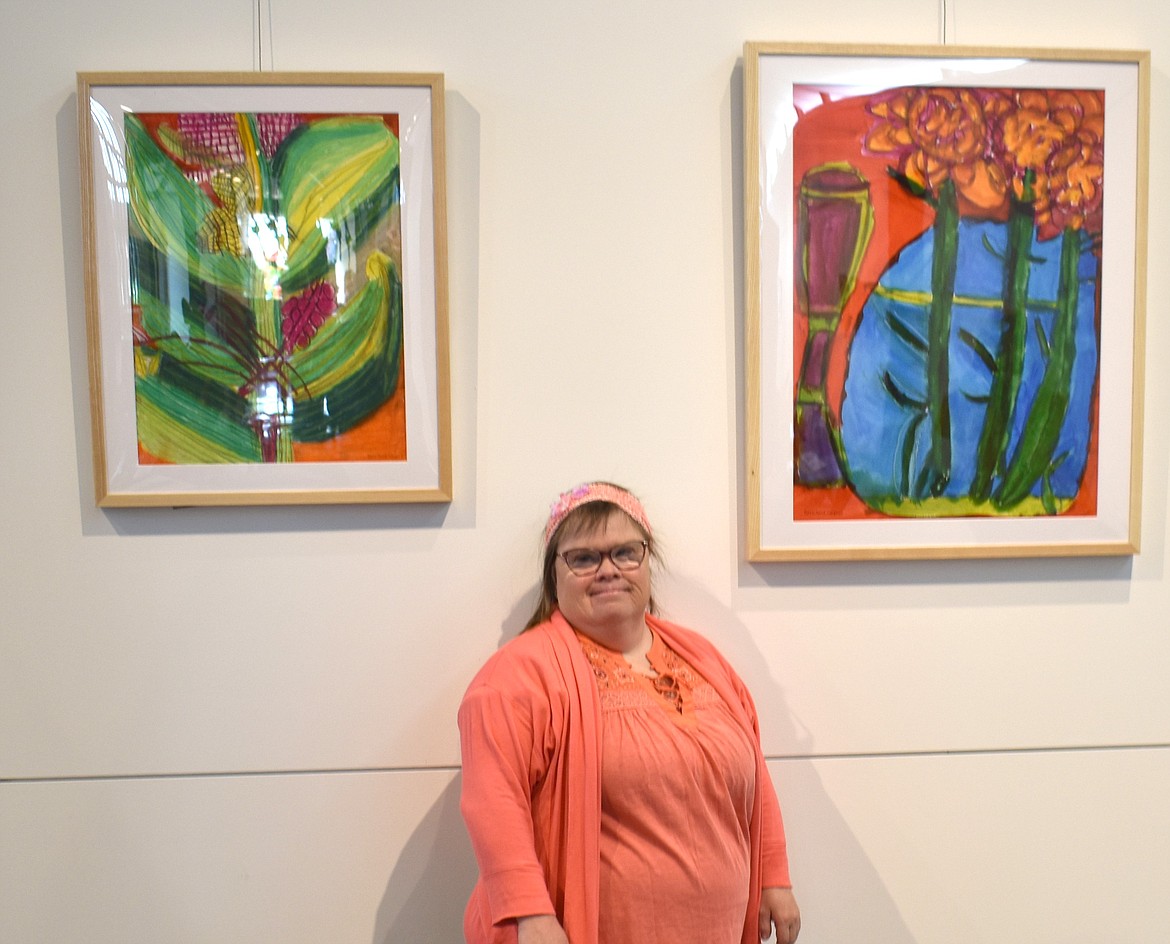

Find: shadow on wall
<box><xmin>777</xmin><ymin>759</ymin><xmax>917</xmax><ymax>944</ymax></box>
<box><xmin>499</xmin><ymin>580</ymin><xmax>541</xmax><ymax>646</ymax></box>
<box><xmin>372</xmin><ymin>775</ymin><xmax>477</xmax><ymax>944</ymax></box>
<box><xmin>369</xmin><ymin>595</ymin><xmax>534</xmax><ymax>942</ymax></box>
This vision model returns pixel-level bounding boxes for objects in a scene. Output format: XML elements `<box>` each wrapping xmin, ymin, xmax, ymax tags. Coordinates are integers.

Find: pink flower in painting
<box><xmin>176</xmin><ymin>113</ymin><xmax>248</xmax><ymax>164</ymax></box>
<box><xmin>282</xmin><ymin>281</ymin><xmax>338</xmax><ymax>353</ymax></box>
<box><xmin>176</xmin><ymin>112</ymin><xmax>305</xmax><ymax>164</ymax></box>
<box><xmin>256</xmin><ymin>113</ymin><xmax>305</xmax><ymax>159</ymax></box>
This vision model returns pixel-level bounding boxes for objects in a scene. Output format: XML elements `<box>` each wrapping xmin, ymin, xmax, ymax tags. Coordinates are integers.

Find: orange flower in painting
<box><xmin>1000</xmin><ymin>90</ymin><xmax>1071</xmax><ymax>173</ymax></box>
<box><xmin>867</xmin><ymin>85</ymin><xmax>1105</xmax><ymax>237</ymax></box>
<box><xmin>992</xmin><ymin>88</ymin><xmax>1105</xmax><ymax>235</ymax></box>
<box><xmin>865</xmin><ymin>87</ymin><xmax>1007</xmax><ymax>210</ymax></box>
<box><xmin>1046</xmin><ymin>91</ymin><xmax>1105</xmax><ymax>234</ymax></box>
<box><xmin>1048</xmin><ymin>150</ymin><xmax>1104</xmax><ymax>233</ymax></box>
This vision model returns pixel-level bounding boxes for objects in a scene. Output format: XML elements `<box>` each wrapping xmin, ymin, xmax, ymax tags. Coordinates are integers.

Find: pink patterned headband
<box><xmin>544</xmin><ymin>482</ymin><xmax>653</xmax><ymax>547</ymax></box>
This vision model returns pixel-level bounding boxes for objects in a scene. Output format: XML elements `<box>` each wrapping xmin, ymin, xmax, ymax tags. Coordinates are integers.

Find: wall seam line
<box><xmin>4</xmin><ymin>742</ymin><xmax>1169</xmax><ymax>786</ymax></box>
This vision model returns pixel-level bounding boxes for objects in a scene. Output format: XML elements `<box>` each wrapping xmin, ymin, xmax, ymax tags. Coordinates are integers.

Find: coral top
<box><xmin>459</xmin><ymin>611</ymin><xmax>790</xmax><ymax>944</ymax></box>
<box><xmin>577</xmin><ymin>628</ymin><xmax>758</xmax><ymax>943</ymax></box>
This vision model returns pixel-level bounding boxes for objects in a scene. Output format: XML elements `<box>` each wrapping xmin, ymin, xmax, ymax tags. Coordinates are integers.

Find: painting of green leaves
<box><xmin>126</xmin><ymin>108</ymin><xmax>405</xmax><ymax>466</ymax></box>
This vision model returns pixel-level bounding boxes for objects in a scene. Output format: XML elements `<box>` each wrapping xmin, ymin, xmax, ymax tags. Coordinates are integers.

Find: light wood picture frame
<box><xmin>743</xmin><ymin>43</ymin><xmax>1148</xmax><ymax>561</ymax></box>
<box><xmin>78</xmin><ymin>71</ymin><xmax>451</xmax><ymax>507</ymax></box>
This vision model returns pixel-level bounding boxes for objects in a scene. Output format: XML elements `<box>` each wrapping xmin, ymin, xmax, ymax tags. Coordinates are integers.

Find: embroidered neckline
<box><xmin>574</xmin><ymin>629</ymin><xmax>710</xmax><ymax>716</ymax></box>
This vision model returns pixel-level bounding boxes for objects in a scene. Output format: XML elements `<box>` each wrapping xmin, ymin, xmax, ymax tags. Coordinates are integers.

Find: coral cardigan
<box><xmin>458</xmin><ymin>611</ymin><xmax>791</xmax><ymax>944</ymax></box>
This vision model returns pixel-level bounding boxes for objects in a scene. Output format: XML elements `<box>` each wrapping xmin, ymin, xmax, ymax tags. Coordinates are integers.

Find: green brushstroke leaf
<box><xmin>124</xmin><ymin>114</ymin><xmax>252</xmax><ymax>294</ymax></box>
<box><xmin>275</xmin><ymin>117</ymin><xmax>401</xmax><ymax>294</ymax></box>
<box><xmin>136</xmin><ymin>371</ymin><xmax>261</xmax><ymax>463</ymax></box>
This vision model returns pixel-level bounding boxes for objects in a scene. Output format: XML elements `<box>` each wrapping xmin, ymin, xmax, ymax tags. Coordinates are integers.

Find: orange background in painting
<box><xmin>293</xmin><ymin>353</ymin><xmax>407</xmax><ymax>462</ymax></box>
<box><xmin>789</xmin><ymin>86</ymin><xmax>1099</xmax><ymax>520</ymax></box>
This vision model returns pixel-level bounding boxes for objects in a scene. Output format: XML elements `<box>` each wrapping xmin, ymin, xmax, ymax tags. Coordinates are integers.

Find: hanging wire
<box><xmin>262</xmin><ymin>0</ymin><xmax>275</xmax><ymax>71</ymax></box>
<box><xmin>252</xmin><ymin>0</ymin><xmax>275</xmax><ymax>71</ymax></box>
<box><xmin>252</xmin><ymin>0</ymin><xmax>262</xmax><ymax>70</ymax></box>
<box><xmin>939</xmin><ymin>0</ymin><xmax>952</xmax><ymax>44</ymax></box>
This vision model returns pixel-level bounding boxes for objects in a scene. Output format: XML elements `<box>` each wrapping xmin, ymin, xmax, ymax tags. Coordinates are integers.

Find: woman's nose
<box><xmin>595</xmin><ymin>553</ymin><xmax>621</xmax><ymax>575</ymax></box>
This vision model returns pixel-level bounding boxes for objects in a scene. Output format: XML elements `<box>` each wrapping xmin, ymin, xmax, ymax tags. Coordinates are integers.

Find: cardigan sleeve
<box><xmin>758</xmin><ymin>766</ymin><xmax>792</xmax><ymax>888</ymax></box>
<box><xmin>458</xmin><ymin>675</ymin><xmax>558</xmax><ymax>924</ymax></box>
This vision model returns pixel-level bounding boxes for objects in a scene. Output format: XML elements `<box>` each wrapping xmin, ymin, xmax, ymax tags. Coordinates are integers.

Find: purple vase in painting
<box><xmin>794</xmin><ymin>162</ymin><xmax>873</xmax><ymax>487</ymax></box>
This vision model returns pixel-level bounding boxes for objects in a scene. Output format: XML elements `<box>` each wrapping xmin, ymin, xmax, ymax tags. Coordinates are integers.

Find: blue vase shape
<box><xmin>839</xmin><ymin>218</ymin><xmax>1099</xmax><ymax>515</ymax></box>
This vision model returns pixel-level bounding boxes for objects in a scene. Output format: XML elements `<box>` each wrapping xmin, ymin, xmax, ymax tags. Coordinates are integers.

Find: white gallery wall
<box><xmin>1</xmin><ymin>0</ymin><xmax>1167</xmax><ymax>941</ymax></box>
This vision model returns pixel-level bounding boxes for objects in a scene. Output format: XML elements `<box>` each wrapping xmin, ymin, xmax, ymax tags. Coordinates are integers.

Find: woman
<box><xmin>459</xmin><ymin>482</ymin><xmax>800</xmax><ymax>944</ymax></box>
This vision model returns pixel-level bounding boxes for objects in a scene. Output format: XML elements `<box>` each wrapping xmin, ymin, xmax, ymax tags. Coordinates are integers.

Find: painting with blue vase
<box><xmin>791</xmin><ymin>83</ymin><xmax>1103</xmax><ymax>522</ymax></box>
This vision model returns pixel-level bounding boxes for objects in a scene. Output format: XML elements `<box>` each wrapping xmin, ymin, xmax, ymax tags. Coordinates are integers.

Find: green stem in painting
<box><xmin>971</xmin><ymin>187</ymin><xmax>1035</xmax><ymax>502</ymax></box>
<box><xmin>234</xmin><ymin>113</ymin><xmax>295</xmax><ymax>463</ymax></box>
<box><xmin>917</xmin><ymin>178</ymin><xmax>959</xmax><ymax>499</ymax></box>
<box><xmin>994</xmin><ymin>226</ymin><xmax>1082</xmax><ymax>509</ymax></box>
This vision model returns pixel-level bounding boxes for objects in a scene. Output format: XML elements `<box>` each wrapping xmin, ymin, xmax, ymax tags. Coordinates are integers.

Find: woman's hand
<box><xmin>759</xmin><ymin>886</ymin><xmax>801</xmax><ymax>943</ymax></box>
<box><xmin>516</xmin><ymin>913</ymin><xmax>570</xmax><ymax>944</ymax></box>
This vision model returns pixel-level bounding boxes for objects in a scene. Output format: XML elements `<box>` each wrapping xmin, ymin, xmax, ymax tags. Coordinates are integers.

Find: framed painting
<box><xmin>78</xmin><ymin>72</ymin><xmax>451</xmax><ymax>506</ymax></box>
<box><xmin>743</xmin><ymin>44</ymin><xmax>1148</xmax><ymax>561</ymax></box>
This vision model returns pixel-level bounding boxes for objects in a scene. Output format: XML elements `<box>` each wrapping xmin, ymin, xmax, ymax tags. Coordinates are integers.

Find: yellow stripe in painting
<box><xmin>872</xmin><ymin>285</ymin><xmax>1060</xmax><ymax>312</ymax></box>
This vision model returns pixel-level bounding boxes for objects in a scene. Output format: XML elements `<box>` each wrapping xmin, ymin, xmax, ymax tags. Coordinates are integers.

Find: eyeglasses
<box><xmin>557</xmin><ymin>540</ymin><xmax>648</xmax><ymax>576</ymax></box>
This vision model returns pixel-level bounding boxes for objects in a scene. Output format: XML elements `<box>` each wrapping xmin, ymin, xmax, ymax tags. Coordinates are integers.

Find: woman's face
<box><xmin>554</xmin><ymin>510</ymin><xmax>651</xmax><ymax>638</ymax></box>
